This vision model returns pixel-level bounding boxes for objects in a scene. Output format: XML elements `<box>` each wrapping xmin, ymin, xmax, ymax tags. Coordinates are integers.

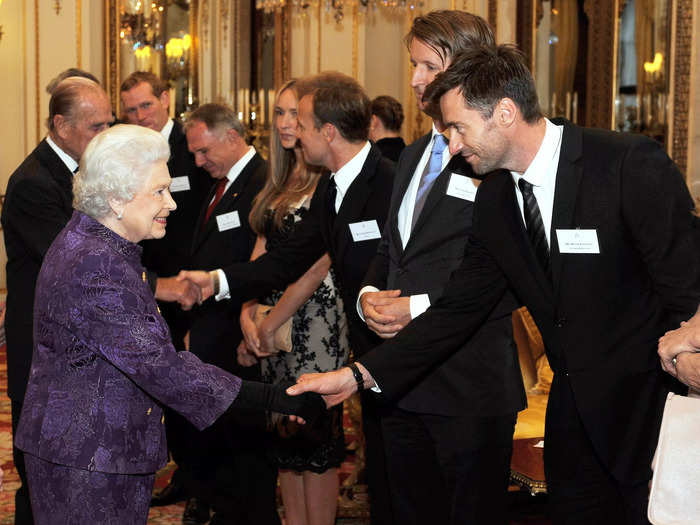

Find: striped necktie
<box><xmin>518</xmin><ymin>178</ymin><xmax>549</xmax><ymax>273</ymax></box>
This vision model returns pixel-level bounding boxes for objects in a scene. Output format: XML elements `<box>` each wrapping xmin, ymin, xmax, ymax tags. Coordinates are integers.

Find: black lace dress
<box><xmin>261</xmin><ymin>199</ymin><xmax>349</xmax><ymax>472</ymax></box>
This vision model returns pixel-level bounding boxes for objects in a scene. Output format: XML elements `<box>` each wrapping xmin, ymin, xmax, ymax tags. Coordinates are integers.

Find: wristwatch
<box><xmin>348</xmin><ymin>362</ymin><xmax>365</xmax><ymax>392</ymax></box>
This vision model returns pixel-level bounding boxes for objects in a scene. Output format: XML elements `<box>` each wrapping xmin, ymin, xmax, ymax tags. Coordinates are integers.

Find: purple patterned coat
<box><xmin>16</xmin><ymin>211</ymin><xmax>241</xmax><ymax>474</ymax></box>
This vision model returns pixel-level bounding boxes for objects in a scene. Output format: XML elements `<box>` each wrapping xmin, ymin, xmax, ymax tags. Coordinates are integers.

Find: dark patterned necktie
<box><xmin>518</xmin><ymin>178</ymin><xmax>549</xmax><ymax>272</ymax></box>
<box><xmin>326</xmin><ymin>177</ymin><xmax>338</xmax><ymax>226</ymax></box>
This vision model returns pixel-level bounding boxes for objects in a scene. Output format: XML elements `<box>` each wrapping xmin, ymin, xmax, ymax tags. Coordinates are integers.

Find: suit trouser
<box><xmin>544</xmin><ymin>374</ymin><xmax>651</xmax><ymax>525</ymax></box>
<box><xmin>11</xmin><ymin>398</ymin><xmax>33</xmax><ymax>525</ymax></box>
<box><xmin>380</xmin><ymin>405</ymin><xmax>516</xmax><ymax>525</ymax></box>
<box><xmin>360</xmin><ymin>391</ymin><xmax>395</xmax><ymax>525</ymax></box>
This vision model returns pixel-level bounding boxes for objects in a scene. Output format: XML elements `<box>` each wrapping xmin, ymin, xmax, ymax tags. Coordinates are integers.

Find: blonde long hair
<box><xmin>249</xmin><ymin>79</ymin><xmax>321</xmax><ymax>234</ymax></box>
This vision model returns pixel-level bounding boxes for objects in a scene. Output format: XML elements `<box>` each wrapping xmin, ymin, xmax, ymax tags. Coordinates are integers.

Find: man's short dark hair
<box><xmin>120</xmin><ymin>71</ymin><xmax>169</xmax><ymax>98</ymax></box>
<box><xmin>405</xmin><ymin>10</ymin><xmax>495</xmax><ymax>65</ymax></box>
<box><xmin>297</xmin><ymin>72</ymin><xmax>371</xmax><ymax>142</ymax></box>
<box><xmin>371</xmin><ymin>96</ymin><xmax>404</xmax><ymax>132</ymax></box>
<box><xmin>425</xmin><ymin>44</ymin><xmax>543</xmax><ymax>124</ymax></box>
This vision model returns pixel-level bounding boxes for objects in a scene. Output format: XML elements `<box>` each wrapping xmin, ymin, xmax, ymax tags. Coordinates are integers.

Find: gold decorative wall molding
<box><xmin>201</xmin><ymin>0</ymin><xmax>210</xmax><ymax>47</ymax></box>
<box><xmin>76</xmin><ymin>0</ymin><xmax>82</xmax><ymax>68</ymax></box>
<box><xmin>217</xmin><ymin>0</ymin><xmax>223</xmax><ymax>98</ymax></box>
<box><xmin>105</xmin><ymin>0</ymin><xmax>120</xmax><ymax>112</ymax></box>
<box><xmin>221</xmin><ymin>0</ymin><xmax>230</xmax><ymax>46</ymax></box>
<box><xmin>488</xmin><ymin>0</ymin><xmax>498</xmax><ymax>33</ymax></box>
<box><xmin>35</xmin><ymin>0</ymin><xmax>40</xmax><ymax>144</ymax></box>
<box><xmin>516</xmin><ymin>0</ymin><xmax>536</xmax><ymax>73</ymax></box>
<box><xmin>583</xmin><ymin>0</ymin><xmax>617</xmax><ymax>129</ymax></box>
<box><xmin>352</xmin><ymin>3</ymin><xmax>358</xmax><ymax>79</ymax></box>
<box><xmin>671</xmin><ymin>0</ymin><xmax>692</xmax><ymax>174</ymax></box>
<box><xmin>316</xmin><ymin>1</ymin><xmax>321</xmax><ymax>72</ymax></box>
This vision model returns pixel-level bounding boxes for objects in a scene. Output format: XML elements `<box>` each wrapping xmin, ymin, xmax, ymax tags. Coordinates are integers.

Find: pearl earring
<box><xmin>117</xmin><ymin>212</ymin><xmax>123</xmax><ymax>220</ymax></box>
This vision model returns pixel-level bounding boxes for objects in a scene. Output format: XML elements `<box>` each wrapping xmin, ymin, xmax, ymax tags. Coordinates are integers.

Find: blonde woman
<box><xmin>239</xmin><ymin>80</ymin><xmax>349</xmax><ymax>525</ymax></box>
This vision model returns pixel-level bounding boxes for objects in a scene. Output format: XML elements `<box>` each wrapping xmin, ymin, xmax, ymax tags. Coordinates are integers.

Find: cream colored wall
<box><xmin>688</xmin><ymin>0</ymin><xmax>700</xmax><ymax>193</ymax></box>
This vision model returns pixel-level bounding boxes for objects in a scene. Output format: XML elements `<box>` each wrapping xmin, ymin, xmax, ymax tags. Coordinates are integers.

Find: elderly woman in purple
<box><xmin>14</xmin><ymin>124</ymin><xmax>322</xmax><ymax>524</ymax></box>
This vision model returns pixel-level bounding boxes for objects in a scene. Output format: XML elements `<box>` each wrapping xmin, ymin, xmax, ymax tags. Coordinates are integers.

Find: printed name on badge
<box><xmin>556</xmin><ymin>229</ymin><xmax>600</xmax><ymax>254</ymax></box>
<box><xmin>349</xmin><ymin>220</ymin><xmax>381</xmax><ymax>242</ymax></box>
<box><xmin>446</xmin><ymin>173</ymin><xmax>478</xmax><ymax>202</ymax></box>
<box><xmin>216</xmin><ymin>210</ymin><xmax>241</xmax><ymax>232</ymax></box>
<box><xmin>169</xmin><ymin>176</ymin><xmax>191</xmax><ymax>193</ymax></box>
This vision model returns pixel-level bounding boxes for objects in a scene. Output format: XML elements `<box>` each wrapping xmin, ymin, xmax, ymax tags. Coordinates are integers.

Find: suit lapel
<box><xmin>36</xmin><ymin>139</ymin><xmax>74</xmax><ymax>199</ymax></box>
<box><xmin>389</xmin><ymin>133</ymin><xmax>431</xmax><ymax>256</ymax></box>
<box><xmin>192</xmin><ymin>154</ymin><xmax>261</xmax><ymax>252</ymax></box>
<box><xmin>501</xmin><ymin>174</ymin><xmax>554</xmax><ymax>302</ymax></box>
<box><xmin>408</xmin><ymin>154</ymin><xmax>472</xmax><ymax>241</ymax></box>
<box><xmin>333</xmin><ymin>146</ymin><xmax>381</xmax><ymax>265</ymax></box>
<box><xmin>550</xmin><ymin>121</ymin><xmax>584</xmax><ymax>294</ymax></box>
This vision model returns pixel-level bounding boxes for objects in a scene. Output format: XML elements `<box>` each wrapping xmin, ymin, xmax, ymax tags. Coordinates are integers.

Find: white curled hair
<box><xmin>73</xmin><ymin>124</ymin><xmax>170</xmax><ymax>219</ymax></box>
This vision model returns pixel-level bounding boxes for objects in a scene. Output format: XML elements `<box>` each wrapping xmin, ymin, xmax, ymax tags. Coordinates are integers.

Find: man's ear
<box><xmin>322</xmin><ymin>123</ymin><xmax>336</xmax><ymax>143</ymax></box>
<box><xmin>159</xmin><ymin>89</ymin><xmax>170</xmax><ymax>112</ymax></box>
<box><xmin>495</xmin><ymin>98</ymin><xmax>518</xmax><ymax>127</ymax></box>
<box><xmin>53</xmin><ymin>114</ymin><xmax>70</xmax><ymax>140</ymax></box>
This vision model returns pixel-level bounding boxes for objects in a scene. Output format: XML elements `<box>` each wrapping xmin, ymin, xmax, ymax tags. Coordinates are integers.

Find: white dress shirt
<box><xmin>510</xmin><ymin>118</ymin><xmax>563</xmax><ymax>248</ymax></box>
<box><xmin>330</xmin><ymin>141</ymin><xmax>372</xmax><ymax>213</ymax></box>
<box><xmin>160</xmin><ymin>118</ymin><xmax>174</xmax><ymax>142</ymax></box>
<box><xmin>46</xmin><ymin>135</ymin><xmax>78</xmax><ymax>174</ymax></box>
<box><xmin>216</xmin><ymin>142</ymin><xmax>370</xmax><ymax>301</ymax></box>
<box><xmin>357</xmin><ymin>125</ymin><xmax>452</xmax><ymax>321</ymax></box>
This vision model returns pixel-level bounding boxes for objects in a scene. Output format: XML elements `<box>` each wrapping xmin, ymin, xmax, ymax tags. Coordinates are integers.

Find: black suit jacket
<box><xmin>222</xmin><ymin>144</ymin><xmax>395</xmax><ymax>357</ymax></box>
<box><xmin>361</xmin><ymin>120</ymin><xmax>700</xmax><ymax>484</ymax></box>
<box><xmin>141</xmin><ymin>120</ymin><xmax>213</xmax><ymax>277</ymax></box>
<box><xmin>188</xmin><ymin>152</ymin><xmax>267</xmax><ymax>373</ymax></box>
<box><xmin>362</xmin><ymin>133</ymin><xmax>523</xmax><ymax>416</ymax></box>
<box><xmin>374</xmin><ymin>137</ymin><xmax>406</xmax><ymax>163</ymax></box>
<box><xmin>1</xmin><ymin>139</ymin><xmax>74</xmax><ymax>400</ymax></box>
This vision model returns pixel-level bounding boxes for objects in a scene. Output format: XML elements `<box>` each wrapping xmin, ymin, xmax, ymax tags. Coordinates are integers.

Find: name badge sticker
<box><xmin>446</xmin><ymin>173</ymin><xmax>478</xmax><ymax>202</ymax></box>
<box><xmin>556</xmin><ymin>229</ymin><xmax>600</xmax><ymax>254</ymax></box>
<box><xmin>169</xmin><ymin>176</ymin><xmax>191</xmax><ymax>193</ymax></box>
<box><xmin>349</xmin><ymin>220</ymin><xmax>381</xmax><ymax>242</ymax></box>
<box><xmin>216</xmin><ymin>211</ymin><xmax>241</xmax><ymax>232</ymax></box>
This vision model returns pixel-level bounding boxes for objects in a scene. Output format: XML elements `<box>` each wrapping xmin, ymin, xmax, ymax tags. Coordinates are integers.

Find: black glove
<box><xmin>228</xmin><ymin>379</ymin><xmax>326</xmax><ymax>426</ymax></box>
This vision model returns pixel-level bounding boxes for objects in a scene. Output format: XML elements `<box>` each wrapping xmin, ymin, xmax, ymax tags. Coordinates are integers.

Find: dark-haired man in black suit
<box><xmin>358</xmin><ymin>12</ymin><xmax>523</xmax><ymax>525</ymax></box>
<box><xmin>179</xmin><ymin>72</ymin><xmax>396</xmax><ymax>525</ymax></box>
<box><xmin>289</xmin><ymin>45</ymin><xmax>700</xmax><ymax>525</ymax></box>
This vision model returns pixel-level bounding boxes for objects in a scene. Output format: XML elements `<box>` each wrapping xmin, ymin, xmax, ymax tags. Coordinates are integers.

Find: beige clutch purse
<box><xmin>648</xmin><ymin>391</ymin><xmax>700</xmax><ymax>524</ymax></box>
<box><xmin>253</xmin><ymin>304</ymin><xmax>293</xmax><ymax>353</ymax></box>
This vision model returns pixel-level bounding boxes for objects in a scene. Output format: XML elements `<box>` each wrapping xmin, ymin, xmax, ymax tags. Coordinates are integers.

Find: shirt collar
<box><xmin>511</xmin><ymin>118</ymin><xmax>562</xmax><ymax>187</ymax></box>
<box><xmin>160</xmin><ymin>118</ymin><xmax>174</xmax><ymax>141</ymax></box>
<box><xmin>224</xmin><ymin>146</ymin><xmax>257</xmax><ymax>185</ymax></box>
<box><xmin>331</xmin><ymin>141</ymin><xmax>371</xmax><ymax>196</ymax></box>
<box><xmin>46</xmin><ymin>135</ymin><xmax>79</xmax><ymax>174</ymax></box>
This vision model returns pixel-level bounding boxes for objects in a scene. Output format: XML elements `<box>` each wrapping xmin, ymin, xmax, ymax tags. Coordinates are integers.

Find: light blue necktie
<box><xmin>411</xmin><ymin>134</ymin><xmax>448</xmax><ymax>231</ymax></box>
